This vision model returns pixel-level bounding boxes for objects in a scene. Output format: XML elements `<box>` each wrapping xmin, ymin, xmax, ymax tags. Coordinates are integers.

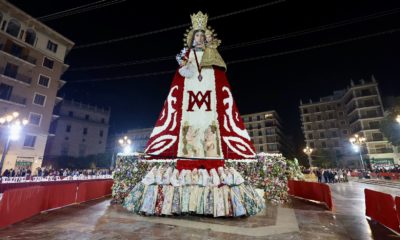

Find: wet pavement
<box><xmin>0</xmin><ymin>181</ymin><xmax>400</xmax><ymax>239</ymax></box>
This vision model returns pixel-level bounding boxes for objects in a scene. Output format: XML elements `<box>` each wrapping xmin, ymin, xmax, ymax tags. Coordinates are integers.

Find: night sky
<box><xmin>9</xmin><ymin>0</ymin><xmax>400</xmax><ymax>151</ymax></box>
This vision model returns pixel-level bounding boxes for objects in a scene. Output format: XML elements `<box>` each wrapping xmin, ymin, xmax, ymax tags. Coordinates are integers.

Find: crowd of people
<box><xmin>1</xmin><ymin>167</ymin><xmax>112</xmax><ymax>178</ymax></box>
<box><xmin>313</xmin><ymin>169</ymin><xmax>350</xmax><ymax>183</ymax></box>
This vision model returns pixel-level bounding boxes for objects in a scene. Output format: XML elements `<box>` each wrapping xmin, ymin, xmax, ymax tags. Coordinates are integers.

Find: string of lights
<box><xmin>73</xmin><ymin>0</ymin><xmax>286</xmax><ymax>49</ymax></box>
<box><xmin>68</xmin><ymin>27</ymin><xmax>400</xmax><ymax>83</ymax></box>
<box><xmin>68</xmin><ymin>7</ymin><xmax>400</xmax><ymax>72</ymax></box>
<box><xmin>37</xmin><ymin>0</ymin><xmax>126</xmax><ymax>22</ymax></box>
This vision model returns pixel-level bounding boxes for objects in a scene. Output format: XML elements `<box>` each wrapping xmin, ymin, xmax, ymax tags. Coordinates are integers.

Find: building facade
<box><xmin>113</xmin><ymin>127</ymin><xmax>153</xmax><ymax>154</ymax></box>
<box><xmin>299</xmin><ymin>77</ymin><xmax>399</xmax><ymax>168</ymax></box>
<box><xmin>0</xmin><ymin>1</ymin><xmax>74</xmax><ymax>173</ymax></box>
<box><xmin>45</xmin><ymin>100</ymin><xmax>110</xmax><ymax>158</ymax></box>
<box><xmin>241</xmin><ymin>111</ymin><xmax>289</xmax><ymax>155</ymax></box>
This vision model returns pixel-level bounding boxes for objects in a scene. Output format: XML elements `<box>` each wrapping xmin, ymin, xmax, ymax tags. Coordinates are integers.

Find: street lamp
<box><xmin>349</xmin><ymin>134</ymin><xmax>366</xmax><ymax>170</ymax></box>
<box><xmin>303</xmin><ymin>146</ymin><xmax>313</xmax><ymax>168</ymax></box>
<box><xmin>0</xmin><ymin>112</ymin><xmax>28</xmax><ymax>174</ymax></box>
<box><xmin>396</xmin><ymin>115</ymin><xmax>400</xmax><ymax>124</ymax></box>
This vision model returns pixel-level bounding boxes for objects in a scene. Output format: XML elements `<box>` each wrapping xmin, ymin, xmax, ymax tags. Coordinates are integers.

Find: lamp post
<box><xmin>349</xmin><ymin>134</ymin><xmax>366</xmax><ymax>170</ymax></box>
<box><xmin>118</xmin><ymin>136</ymin><xmax>132</xmax><ymax>154</ymax></box>
<box><xmin>303</xmin><ymin>146</ymin><xmax>313</xmax><ymax>168</ymax></box>
<box><xmin>0</xmin><ymin>112</ymin><xmax>28</xmax><ymax>174</ymax></box>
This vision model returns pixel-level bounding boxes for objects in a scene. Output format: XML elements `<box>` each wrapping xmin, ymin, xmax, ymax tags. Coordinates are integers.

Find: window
<box><xmin>47</xmin><ymin>40</ymin><xmax>58</xmax><ymax>53</ymax></box>
<box><xmin>23</xmin><ymin>135</ymin><xmax>36</xmax><ymax>148</ymax></box>
<box><xmin>66</xmin><ymin>125</ymin><xmax>71</xmax><ymax>132</ymax></box>
<box><xmin>310</xmin><ymin>142</ymin><xmax>315</xmax><ymax>148</ymax></box>
<box><xmin>61</xmin><ymin>145</ymin><xmax>69</xmax><ymax>155</ymax></box>
<box><xmin>317</xmin><ymin>115</ymin><xmax>322</xmax><ymax>121</ymax></box>
<box><xmin>258</xmin><ymin>131</ymin><xmax>262</xmax><ymax>136</ymax></box>
<box><xmin>340</xmin><ymin>121</ymin><xmax>345</xmax><ymax>125</ymax></box>
<box><xmin>318</xmin><ymin>123</ymin><xmax>323</xmax><ymax>129</ymax></box>
<box><xmin>249</xmin><ymin>117</ymin><xmax>252</xmax><ymax>121</ymax></box>
<box><xmin>268</xmin><ymin>144</ymin><xmax>278</xmax><ymax>151</ymax></box>
<box><xmin>305</xmin><ymin>116</ymin><xmax>310</xmax><ymax>122</ymax></box>
<box><xmin>338</xmin><ymin>111</ymin><xmax>344</xmax><ymax>117</ymax></box>
<box><xmin>38</xmin><ymin>75</ymin><xmax>50</xmax><ymax>87</ymax></box>
<box><xmin>65</xmin><ymin>137</ymin><xmax>69</xmax><ymax>141</ymax></box>
<box><xmin>307</xmin><ymin>133</ymin><xmax>313</xmax><ymax>139</ymax></box>
<box><xmin>99</xmin><ymin>140</ymin><xmax>102</xmax><ymax>144</ymax></box>
<box><xmin>4</xmin><ymin>63</ymin><xmax>18</xmax><ymax>79</ymax></box>
<box><xmin>0</xmin><ymin>83</ymin><xmax>13</xmax><ymax>101</ymax></box>
<box><xmin>328</xmin><ymin>113</ymin><xmax>334</xmax><ymax>119</ymax></box>
<box><xmin>334</xmin><ymin>141</ymin><xmax>339</xmax><ymax>147</ymax></box>
<box><xmin>79</xmin><ymin>144</ymin><xmax>86</xmax><ymax>157</ymax></box>
<box><xmin>1</xmin><ymin>20</ymin><xmax>6</xmax><ymax>31</ymax></box>
<box><xmin>330</xmin><ymin>122</ymin><xmax>336</xmax><ymax>128</ymax></box>
<box><xmin>259</xmin><ymin>146</ymin><xmax>264</xmax><ymax>152</ymax></box>
<box><xmin>6</xmin><ymin>19</ymin><xmax>21</xmax><ymax>38</ymax></box>
<box><xmin>83</xmin><ymin>128</ymin><xmax>88</xmax><ymax>135</ymax></box>
<box><xmin>68</xmin><ymin>111</ymin><xmax>73</xmax><ymax>117</ymax></box>
<box><xmin>306</xmin><ymin>125</ymin><xmax>311</xmax><ymax>130</ymax></box>
<box><xmin>332</xmin><ymin>131</ymin><xmax>338</xmax><ymax>137</ymax></box>
<box><xmin>25</xmin><ymin>29</ymin><xmax>36</xmax><ymax>45</ymax></box>
<box><xmin>43</xmin><ymin>57</ymin><xmax>54</xmax><ymax>69</ymax></box>
<box><xmin>303</xmin><ymin>108</ymin><xmax>308</xmax><ymax>114</ymax></box>
<box><xmin>342</xmin><ymin>130</ymin><xmax>348</xmax><ymax>135</ymax></box>
<box><xmin>257</xmin><ymin>124</ymin><xmax>261</xmax><ymax>129</ymax></box>
<box><xmin>28</xmin><ymin>112</ymin><xmax>42</xmax><ymax>126</ymax></box>
<box><xmin>258</xmin><ymin>139</ymin><xmax>263</xmax><ymax>144</ymax></box>
<box><xmin>101</xmin><ymin>118</ymin><xmax>105</xmax><ymax>123</ymax></box>
<box><xmin>99</xmin><ymin>130</ymin><xmax>104</xmax><ymax>137</ymax></box>
<box><xmin>321</xmin><ymin>141</ymin><xmax>327</xmax><ymax>148</ymax></box>
<box><xmin>320</xmin><ymin>132</ymin><xmax>325</xmax><ymax>138</ymax></box>
<box><xmin>249</xmin><ymin>131</ymin><xmax>253</xmax><ymax>137</ymax></box>
<box><xmin>315</xmin><ymin>107</ymin><xmax>320</xmax><ymax>112</ymax></box>
<box><xmin>33</xmin><ymin>93</ymin><xmax>46</xmax><ymax>106</ymax></box>
<box><xmin>257</xmin><ymin>116</ymin><xmax>261</xmax><ymax>121</ymax></box>
<box><xmin>85</xmin><ymin>114</ymin><xmax>90</xmax><ymax>120</ymax></box>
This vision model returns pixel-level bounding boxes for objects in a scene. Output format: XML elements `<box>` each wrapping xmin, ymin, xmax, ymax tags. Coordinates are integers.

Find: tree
<box><xmin>312</xmin><ymin>149</ymin><xmax>336</xmax><ymax>168</ymax></box>
<box><xmin>380</xmin><ymin>97</ymin><xmax>400</xmax><ymax>147</ymax></box>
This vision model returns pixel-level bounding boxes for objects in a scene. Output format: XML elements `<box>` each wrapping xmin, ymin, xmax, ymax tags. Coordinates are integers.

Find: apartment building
<box><xmin>0</xmin><ymin>1</ymin><xmax>74</xmax><ymax>173</ymax></box>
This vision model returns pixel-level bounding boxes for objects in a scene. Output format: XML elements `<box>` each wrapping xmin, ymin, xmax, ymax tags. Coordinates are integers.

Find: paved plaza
<box><xmin>0</xmin><ymin>181</ymin><xmax>400</xmax><ymax>239</ymax></box>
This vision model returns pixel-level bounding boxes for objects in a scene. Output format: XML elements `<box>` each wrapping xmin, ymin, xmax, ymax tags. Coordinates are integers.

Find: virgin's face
<box><xmin>194</xmin><ymin>31</ymin><xmax>205</xmax><ymax>45</ymax></box>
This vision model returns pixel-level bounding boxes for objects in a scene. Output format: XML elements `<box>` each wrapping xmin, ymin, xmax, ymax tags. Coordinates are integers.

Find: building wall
<box><xmin>241</xmin><ymin>111</ymin><xmax>289</xmax><ymax>155</ymax></box>
<box><xmin>0</xmin><ymin>1</ymin><xmax>74</xmax><ymax>174</ymax></box>
<box><xmin>300</xmin><ymin>77</ymin><xmax>400</xmax><ymax>168</ymax></box>
<box><xmin>113</xmin><ymin>128</ymin><xmax>153</xmax><ymax>154</ymax></box>
<box><xmin>45</xmin><ymin>100</ymin><xmax>110</xmax><ymax>158</ymax></box>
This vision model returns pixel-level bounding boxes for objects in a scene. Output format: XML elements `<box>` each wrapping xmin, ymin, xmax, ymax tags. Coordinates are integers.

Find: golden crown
<box><xmin>190</xmin><ymin>11</ymin><xmax>208</xmax><ymax>31</ymax></box>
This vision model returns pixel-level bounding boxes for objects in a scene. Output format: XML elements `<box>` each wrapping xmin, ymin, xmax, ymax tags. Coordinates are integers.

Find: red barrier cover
<box><xmin>42</xmin><ymin>183</ymin><xmax>79</xmax><ymax>210</ymax></box>
<box><xmin>288</xmin><ymin>180</ymin><xmax>333</xmax><ymax>210</ymax></box>
<box><xmin>76</xmin><ymin>180</ymin><xmax>113</xmax><ymax>203</ymax></box>
<box><xmin>365</xmin><ymin>189</ymin><xmax>400</xmax><ymax>233</ymax></box>
<box><xmin>0</xmin><ymin>180</ymin><xmax>114</xmax><ymax>229</ymax></box>
<box><xmin>0</xmin><ymin>186</ymin><xmax>46</xmax><ymax>228</ymax></box>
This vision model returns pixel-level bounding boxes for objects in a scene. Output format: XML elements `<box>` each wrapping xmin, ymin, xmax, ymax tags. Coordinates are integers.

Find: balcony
<box><xmin>368</xmin><ymin>136</ymin><xmax>384</xmax><ymax>142</ymax></box>
<box><xmin>0</xmin><ymin>43</ymin><xmax>37</xmax><ymax>65</ymax></box>
<box><xmin>0</xmin><ymin>94</ymin><xmax>27</xmax><ymax>106</ymax></box>
<box><xmin>349</xmin><ymin>112</ymin><xmax>383</xmax><ymax>124</ymax></box>
<box><xmin>0</xmin><ymin>66</ymin><xmax>32</xmax><ymax>85</ymax></box>
<box><xmin>368</xmin><ymin>148</ymin><xmax>394</xmax><ymax>154</ymax></box>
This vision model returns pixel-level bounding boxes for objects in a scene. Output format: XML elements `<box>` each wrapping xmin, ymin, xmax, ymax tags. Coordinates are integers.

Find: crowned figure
<box><xmin>123</xmin><ymin>12</ymin><xmax>265</xmax><ymax>218</ymax></box>
<box><xmin>145</xmin><ymin>11</ymin><xmax>256</xmax><ymax>169</ymax></box>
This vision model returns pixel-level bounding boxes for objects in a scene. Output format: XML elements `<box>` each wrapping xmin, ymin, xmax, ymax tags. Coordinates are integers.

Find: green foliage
<box><xmin>380</xmin><ymin>97</ymin><xmax>400</xmax><ymax>146</ymax></box>
<box><xmin>312</xmin><ymin>149</ymin><xmax>336</xmax><ymax>168</ymax></box>
<box><xmin>111</xmin><ymin>156</ymin><xmax>175</xmax><ymax>204</ymax></box>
